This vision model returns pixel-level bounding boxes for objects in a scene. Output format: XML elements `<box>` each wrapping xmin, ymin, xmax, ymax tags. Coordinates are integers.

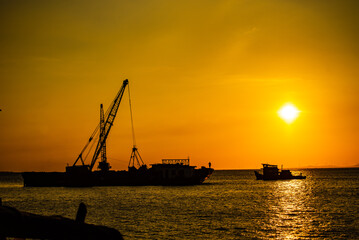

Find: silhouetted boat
<box><xmin>22</xmin><ymin>80</ymin><xmax>214</xmax><ymax>187</ymax></box>
<box><xmin>23</xmin><ymin>158</ymin><xmax>213</xmax><ymax>187</ymax></box>
<box><xmin>254</xmin><ymin>164</ymin><xmax>306</xmax><ymax>180</ymax></box>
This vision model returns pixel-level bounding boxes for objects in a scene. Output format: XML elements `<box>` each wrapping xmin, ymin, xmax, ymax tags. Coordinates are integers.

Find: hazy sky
<box><xmin>1</xmin><ymin>0</ymin><xmax>358</xmax><ymax>171</ymax></box>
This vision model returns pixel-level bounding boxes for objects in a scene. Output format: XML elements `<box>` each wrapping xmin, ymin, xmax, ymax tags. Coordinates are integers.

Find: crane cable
<box><xmin>73</xmin><ymin>123</ymin><xmax>100</xmax><ymax>166</ymax></box>
<box><xmin>128</xmin><ymin>83</ymin><xmax>136</xmax><ymax>147</ymax></box>
<box><xmin>84</xmin><ymin>132</ymin><xmax>100</xmax><ymax>162</ymax></box>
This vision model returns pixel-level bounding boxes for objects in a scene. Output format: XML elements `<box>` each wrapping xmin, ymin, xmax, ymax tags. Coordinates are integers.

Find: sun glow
<box><xmin>278</xmin><ymin>103</ymin><xmax>300</xmax><ymax>124</ymax></box>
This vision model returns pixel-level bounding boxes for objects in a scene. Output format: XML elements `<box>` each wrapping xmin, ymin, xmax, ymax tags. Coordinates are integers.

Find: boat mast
<box><xmin>97</xmin><ymin>103</ymin><xmax>110</xmax><ymax>171</ymax></box>
<box><xmin>100</xmin><ymin>104</ymin><xmax>107</xmax><ymax>163</ymax></box>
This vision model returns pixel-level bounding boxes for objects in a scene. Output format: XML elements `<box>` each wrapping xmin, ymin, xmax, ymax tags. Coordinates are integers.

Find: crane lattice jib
<box><xmin>89</xmin><ymin>79</ymin><xmax>128</xmax><ymax>170</ymax></box>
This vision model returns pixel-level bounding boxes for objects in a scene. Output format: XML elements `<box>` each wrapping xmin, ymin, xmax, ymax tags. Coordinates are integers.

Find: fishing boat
<box><xmin>254</xmin><ymin>163</ymin><xmax>306</xmax><ymax>180</ymax></box>
<box><xmin>22</xmin><ymin>80</ymin><xmax>214</xmax><ymax>187</ymax></box>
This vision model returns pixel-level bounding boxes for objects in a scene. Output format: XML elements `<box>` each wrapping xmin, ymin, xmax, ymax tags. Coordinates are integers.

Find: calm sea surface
<box><xmin>1</xmin><ymin>169</ymin><xmax>358</xmax><ymax>239</ymax></box>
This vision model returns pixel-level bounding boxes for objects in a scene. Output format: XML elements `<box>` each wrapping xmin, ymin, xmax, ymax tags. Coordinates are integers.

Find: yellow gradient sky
<box><xmin>1</xmin><ymin>0</ymin><xmax>358</xmax><ymax>171</ymax></box>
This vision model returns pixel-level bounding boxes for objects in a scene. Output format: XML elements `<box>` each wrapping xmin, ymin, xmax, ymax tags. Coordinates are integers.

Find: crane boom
<box><xmin>89</xmin><ymin>79</ymin><xmax>128</xmax><ymax>170</ymax></box>
<box><xmin>97</xmin><ymin>103</ymin><xmax>111</xmax><ymax>172</ymax></box>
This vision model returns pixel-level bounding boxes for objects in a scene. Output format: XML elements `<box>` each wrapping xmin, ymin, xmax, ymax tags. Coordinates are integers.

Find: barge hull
<box><xmin>22</xmin><ymin>167</ymin><xmax>214</xmax><ymax>187</ymax></box>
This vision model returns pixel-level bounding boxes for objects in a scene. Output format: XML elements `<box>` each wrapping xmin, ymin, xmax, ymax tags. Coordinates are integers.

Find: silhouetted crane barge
<box><xmin>22</xmin><ymin>80</ymin><xmax>213</xmax><ymax>187</ymax></box>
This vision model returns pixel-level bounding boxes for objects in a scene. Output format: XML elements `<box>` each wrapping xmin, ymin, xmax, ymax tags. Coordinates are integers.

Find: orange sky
<box><xmin>0</xmin><ymin>0</ymin><xmax>358</xmax><ymax>171</ymax></box>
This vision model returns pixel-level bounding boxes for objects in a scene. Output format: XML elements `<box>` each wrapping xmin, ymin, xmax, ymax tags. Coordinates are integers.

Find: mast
<box><xmin>97</xmin><ymin>104</ymin><xmax>110</xmax><ymax>171</ymax></box>
<box><xmin>100</xmin><ymin>104</ymin><xmax>107</xmax><ymax>163</ymax></box>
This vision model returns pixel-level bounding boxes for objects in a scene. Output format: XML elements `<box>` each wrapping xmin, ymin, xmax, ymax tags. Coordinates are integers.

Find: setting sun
<box><xmin>278</xmin><ymin>103</ymin><xmax>300</xmax><ymax>124</ymax></box>
<box><xmin>1</xmin><ymin>0</ymin><xmax>359</xmax><ymax>171</ymax></box>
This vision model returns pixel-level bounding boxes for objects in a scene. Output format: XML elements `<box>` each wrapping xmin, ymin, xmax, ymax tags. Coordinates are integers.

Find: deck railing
<box><xmin>162</xmin><ymin>158</ymin><xmax>189</xmax><ymax>165</ymax></box>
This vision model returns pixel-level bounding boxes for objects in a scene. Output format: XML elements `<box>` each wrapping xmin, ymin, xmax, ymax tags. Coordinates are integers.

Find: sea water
<box><xmin>1</xmin><ymin>169</ymin><xmax>358</xmax><ymax>239</ymax></box>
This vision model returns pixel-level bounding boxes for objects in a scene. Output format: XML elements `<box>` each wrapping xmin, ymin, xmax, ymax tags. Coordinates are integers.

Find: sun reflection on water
<box><xmin>265</xmin><ymin>179</ymin><xmax>315</xmax><ymax>239</ymax></box>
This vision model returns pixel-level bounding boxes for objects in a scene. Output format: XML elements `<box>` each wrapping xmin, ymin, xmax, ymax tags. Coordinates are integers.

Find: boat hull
<box><xmin>254</xmin><ymin>171</ymin><xmax>306</xmax><ymax>180</ymax></box>
<box><xmin>22</xmin><ymin>172</ymin><xmax>66</xmax><ymax>187</ymax></box>
<box><xmin>22</xmin><ymin>167</ymin><xmax>214</xmax><ymax>187</ymax></box>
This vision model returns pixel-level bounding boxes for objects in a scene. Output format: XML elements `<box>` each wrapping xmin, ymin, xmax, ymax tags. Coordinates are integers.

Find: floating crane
<box><xmin>67</xmin><ymin>80</ymin><xmax>137</xmax><ymax>175</ymax></box>
<box><xmin>69</xmin><ymin>79</ymin><xmax>145</xmax><ymax>175</ymax></box>
<box><xmin>22</xmin><ymin>79</ymin><xmax>214</xmax><ymax>187</ymax></box>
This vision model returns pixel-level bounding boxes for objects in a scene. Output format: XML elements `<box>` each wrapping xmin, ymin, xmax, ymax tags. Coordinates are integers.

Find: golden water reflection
<box><xmin>266</xmin><ymin>179</ymin><xmax>316</xmax><ymax>239</ymax></box>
